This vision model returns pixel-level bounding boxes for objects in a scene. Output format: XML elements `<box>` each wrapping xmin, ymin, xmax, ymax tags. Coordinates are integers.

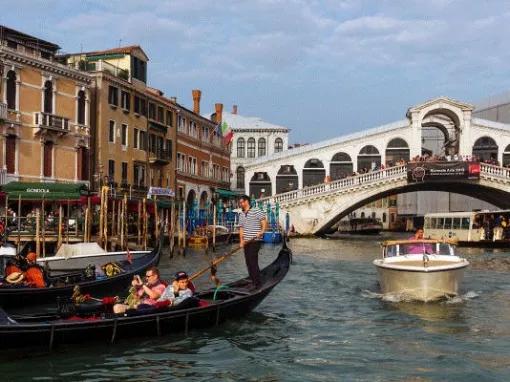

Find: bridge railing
<box><xmin>258</xmin><ymin>165</ymin><xmax>408</xmax><ymax>205</ymax></box>
<box><xmin>480</xmin><ymin>163</ymin><xmax>510</xmax><ymax>179</ymax></box>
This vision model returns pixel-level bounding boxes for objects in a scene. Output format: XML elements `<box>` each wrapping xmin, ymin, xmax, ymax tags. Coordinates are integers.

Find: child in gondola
<box><xmin>158</xmin><ymin>271</ymin><xmax>194</xmax><ymax>306</ymax></box>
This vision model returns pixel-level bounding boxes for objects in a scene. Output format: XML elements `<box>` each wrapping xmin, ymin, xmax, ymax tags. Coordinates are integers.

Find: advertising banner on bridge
<box><xmin>407</xmin><ymin>161</ymin><xmax>480</xmax><ymax>182</ymax></box>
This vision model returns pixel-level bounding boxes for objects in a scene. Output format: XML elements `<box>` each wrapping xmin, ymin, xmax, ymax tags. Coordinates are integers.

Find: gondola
<box><xmin>0</xmin><ymin>241</ymin><xmax>162</xmax><ymax>308</ymax></box>
<box><xmin>0</xmin><ymin>242</ymin><xmax>291</xmax><ymax>350</ymax></box>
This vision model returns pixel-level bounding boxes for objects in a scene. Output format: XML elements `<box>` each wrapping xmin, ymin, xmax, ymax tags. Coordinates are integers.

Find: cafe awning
<box><xmin>3</xmin><ymin>182</ymin><xmax>88</xmax><ymax>200</ymax></box>
<box><xmin>216</xmin><ymin>188</ymin><xmax>241</xmax><ymax>199</ymax></box>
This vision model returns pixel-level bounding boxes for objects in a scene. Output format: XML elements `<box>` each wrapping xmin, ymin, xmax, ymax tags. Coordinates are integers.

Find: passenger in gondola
<box><xmin>158</xmin><ymin>271</ymin><xmax>194</xmax><ymax>306</ymax></box>
<box><xmin>24</xmin><ymin>252</ymin><xmax>46</xmax><ymax>288</ymax></box>
<box><xmin>113</xmin><ymin>266</ymin><xmax>166</xmax><ymax>314</ymax></box>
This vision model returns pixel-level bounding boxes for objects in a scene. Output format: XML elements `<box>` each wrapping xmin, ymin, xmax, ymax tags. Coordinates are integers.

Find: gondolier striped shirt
<box><xmin>239</xmin><ymin>207</ymin><xmax>266</xmax><ymax>241</ymax></box>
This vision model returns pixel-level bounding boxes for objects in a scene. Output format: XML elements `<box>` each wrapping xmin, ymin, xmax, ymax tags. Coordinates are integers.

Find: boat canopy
<box><xmin>54</xmin><ymin>243</ymin><xmax>106</xmax><ymax>259</ymax></box>
<box><xmin>3</xmin><ymin>182</ymin><xmax>88</xmax><ymax>200</ymax></box>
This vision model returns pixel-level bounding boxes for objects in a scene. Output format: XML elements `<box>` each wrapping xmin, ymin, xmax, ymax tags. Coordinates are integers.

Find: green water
<box><xmin>1</xmin><ymin>236</ymin><xmax>510</xmax><ymax>381</ymax></box>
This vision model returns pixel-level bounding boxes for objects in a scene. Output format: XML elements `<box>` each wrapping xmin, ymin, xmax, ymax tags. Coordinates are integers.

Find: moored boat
<box><xmin>0</xmin><ymin>243</ymin><xmax>291</xmax><ymax>349</ymax></box>
<box><xmin>0</xmin><ymin>241</ymin><xmax>162</xmax><ymax>308</ymax></box>
<box><xmin>373</xmin><ymin>240</ymin><xmax>469</xmax><ymax>302</ymax></box>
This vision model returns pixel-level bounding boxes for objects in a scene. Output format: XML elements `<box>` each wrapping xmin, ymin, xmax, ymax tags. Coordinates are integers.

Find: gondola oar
<box><xmin>190</xmin><ymin>239</ymin><xmax>255</xmax><ymax>282</ymax></box>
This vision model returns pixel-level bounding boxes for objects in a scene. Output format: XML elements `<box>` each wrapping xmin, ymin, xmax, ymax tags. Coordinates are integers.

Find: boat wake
<box><xmin>361</xmin><ymin>289</ymin><xmax>479</xmax><ymax>303</ymax></box>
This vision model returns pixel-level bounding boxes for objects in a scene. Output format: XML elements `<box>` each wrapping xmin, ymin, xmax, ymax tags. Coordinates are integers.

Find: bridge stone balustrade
<box><xmin>258</xmin><ymin>163</ymin><xmax>510</xmax><ymax>235</ymax></box>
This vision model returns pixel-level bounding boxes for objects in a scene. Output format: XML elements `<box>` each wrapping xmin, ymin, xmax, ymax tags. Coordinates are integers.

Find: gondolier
<box><xmin>238</xmin><ymin>195</ymin><xmax>267</xmax><ymax>289</ymax></box>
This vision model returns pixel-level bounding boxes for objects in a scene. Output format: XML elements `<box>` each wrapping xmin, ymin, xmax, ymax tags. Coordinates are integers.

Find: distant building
<box><xmin>217</xmin><ymin>106</ymin><xmax>290</xmax><ymax>193</ymax></box>
<box><xmin>0</xmin><ymin>25</ymin><xmax>92</xmax><ymax>185</ymax></box>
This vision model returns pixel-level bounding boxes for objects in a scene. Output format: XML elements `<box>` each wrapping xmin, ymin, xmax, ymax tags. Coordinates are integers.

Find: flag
<box><xmin>220</xmin><ymin>121</ymin><xmax>233</xmax><ymax>145</ymax></box>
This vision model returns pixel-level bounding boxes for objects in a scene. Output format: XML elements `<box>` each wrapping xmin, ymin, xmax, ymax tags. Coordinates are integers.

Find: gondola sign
<box><xmin>407</xmin><ymin>161</ymin><xmax>480</xmax><ymax>182</ymax></box>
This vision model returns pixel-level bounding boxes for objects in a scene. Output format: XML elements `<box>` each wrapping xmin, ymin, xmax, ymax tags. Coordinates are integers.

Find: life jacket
<box><xmin>24</xmin><ymin>265</ymin><xmax>46</xmax><ymax>288</ymax></box>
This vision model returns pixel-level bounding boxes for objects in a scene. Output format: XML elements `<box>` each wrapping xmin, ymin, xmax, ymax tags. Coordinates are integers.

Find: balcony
<box><xmin>0</xmin><ymin>102</ymin><xmax>7</xmax><ymax>121</ymax></box>
<box><xmin>34</xmin><ymin>112</ymin><xmax>70</xmax><ymax>134</ymax></box>
<box><xmin>149</xmin><ymin>149</ymin><xmax>171</xmax><ymax>165</ymax></box>
<box><xmin>73</xmin><ymin>60</ymin><xmax>130</xmax><ymax>82</ymax></box>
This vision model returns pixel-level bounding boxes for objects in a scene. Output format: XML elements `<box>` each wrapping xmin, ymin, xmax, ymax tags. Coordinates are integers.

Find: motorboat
<box><xmin>373</xmin><ymin>240</ymin><xmax>469</xmax><ymax>302</ymax></box>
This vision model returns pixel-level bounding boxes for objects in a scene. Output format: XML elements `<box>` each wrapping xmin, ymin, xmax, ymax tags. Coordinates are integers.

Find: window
<box><xmin>157</xmin><ymin>106</ymin><xmax>164</xmax><ymax>123</ymax></box>
<box><xmin>108</xmin><ymin>160</ymin><xmax>115</xmax><ymax>182</ymax></box>
<box><xmin>121</xmin><ymin>91</ymin><xmax>130</xmax><ymax>111</ymax></box>
<box><xmin>77</xmin><ymin>90</ymin><xmax>86</xmax><ymax>125</ymax></box>
<box><xmin>258</xmin><ymin>138</ymin><xmax>266</xmax><ymax>157</ymax></box>
<box><xmin>133</xmin><ymin>128</ymin><xmax>139</xmax><ymax>149</ymax></box>
<box><xmin>6</xmin><ymin>135</ymin><xmax>16</xmax><ymax>174</ymax></box>
<box><xmin>134</xmin><ymin>96</ymin><xmax>147</xmax><ymax>116</ymax></box>
<box><xmin>43</xmin><ymin>141</ymin><xmax>53</xmax><ymax>177</ymax></box>
<box><xmin>109</xmin><ymin>121</ymin><xmax>115</xmax><ymax>143</ymax></box>
<box><xmin>444</xmin><ymin>218</ymin><xmax>452</xmax><ymax>230</ymax></box>
<box><xmin>43</xmin><ymin>81</ymin><xmax>53</xmax><ymax>114</ymax></box>
<box><xmin>78</xmin><ymin>147</ymin><xmax>89</xmax><ymax>181</ymax></box>
<box><xmin>108</xmin><ymin>86</ymin><xmax>118</xmax><ymax>106</ymax></box>
<box><xmin>121</xmin><ymin>162</ymin><xmax>128</xmax><ymax>184</ymax></box>
<box><xmin>7</xmin><ymin>40</ymin><xmax>17</xmax><ymax>49</ymax></box>
<box><xmin>201</xmin><ymin>161</ymin><xmax>208</xmax><ymax>177</ymax></box>
<box><xmin>236</xmin><ymin>138</ymin><xmax>245</xmax><ymax>158</ymax></box>
<box><xmin>6</xmin><ymin>71</ymin><xmax>16</xmax><ymax>110</ymax></box>
<box><xmin>133</xmin><ymin>163</ymin><xmax>146</xmax><ymax>186</ymax></box>
<box><xmin>177</xmin><ymin>153</ymin><xmax>185</xmax><ymax>171</ymax></box>
<box><xmin>236</xmin><ymin>167</ymin><xmax>245</xmax><ymax>189</ymax></box>
<box><xmin>382</xmin><ymin>213</ymin><xmax>387</xmax><ymax>223</ymax></box>
<box><xmin>166</xmin><ymin>139</ymin><xmax>172</xmax><ymax>159</ymax></box>
<box><xmin>178</xmin><ymin>116</ymin><xmax>185</xmax><ymax>132</ymax></box>
<box><xmin>189</xmin><ymin>121</ymin><xmax>198</xmax><ymax>138</ymax></box>
<box><xmin>275</xmin><ymin>137</ymin><xmax>283</xmax><ymax>153</ymax></box>
<box><xmin>121</xmin><ymin>124</ymin><xmax>128</xmax><ymax>146</ymax></box>
<box><xmin>140</xmin><ymin>130</ymin><xmax>147</xmax><ymax>150</ymax></box>
<box><xmin>131</xmin><ymin>56</ymin><xmax>147</xmax><ymax>83</ymax></box>
<box><xmin>148</xmin><ymin>103</ymin><xmax>156</xmax><ymax>120</ymax></box>
<box><xmin>247</xmin><ymin>138</ymin><xmax>256</xmax><ymax>158</ymax></box>
<box><xmin>166</xmin><ymin>110</ymin><xmax>173</xmax><ymax>126</ymax></box>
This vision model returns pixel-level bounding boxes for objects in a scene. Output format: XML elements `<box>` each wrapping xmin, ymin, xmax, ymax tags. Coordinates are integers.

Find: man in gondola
<box><xmin>238</xmin><ymin>195</ymin><xmax>267</xmax><ymax>289</ymax></box>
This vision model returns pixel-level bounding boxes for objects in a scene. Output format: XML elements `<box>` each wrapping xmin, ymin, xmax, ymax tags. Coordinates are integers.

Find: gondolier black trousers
<box><xmin>244</xmin><ymin>241</ymin><xmax>262</xmax><ymax>288</ymax></box>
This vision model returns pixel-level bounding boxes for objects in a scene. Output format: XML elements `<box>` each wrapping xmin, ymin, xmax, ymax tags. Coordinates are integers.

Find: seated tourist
<box><xmin>24</xmin><ymin>252</ymin><xmax>46</xmax><ymax>288</ymax></box>
<box><xmin>158</xmin><ymin>271</ymin><xmax>194</xmax><ymax>306</ymax></box>
<box><xmin>113</xmin><ymin>266</ymin><xmax>166</xmax><ymax>314</ymax></box>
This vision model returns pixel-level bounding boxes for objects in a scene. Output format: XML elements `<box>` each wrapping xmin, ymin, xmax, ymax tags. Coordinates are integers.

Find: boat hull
<box><xmin>374</xmin><ymin>263</ymin><xmax>467</xmax><ymax>302</ymax></box>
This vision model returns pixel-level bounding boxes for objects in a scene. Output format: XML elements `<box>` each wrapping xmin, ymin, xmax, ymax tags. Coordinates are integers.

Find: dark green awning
<box><xmin>156</xmin><ymin>200</ymin><xmax>172</xmax><ymax>208</ymax></box>
<box><xmin>216</xmin><ymin>188</ymin><xmax>241</xmax><ymax>199</ymax></box>
<box><xmin>3</xmin><ymin>182</ymin><xmax>88</xmax><ymax>200</ymax></box>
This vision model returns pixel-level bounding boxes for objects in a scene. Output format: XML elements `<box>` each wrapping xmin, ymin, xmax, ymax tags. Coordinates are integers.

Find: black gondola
<box><xmin>0</xmin><ymin>242</ymin><xmax>162</xmax><ymax>308</ymax></box>
<box><xmin>0</xmin><ymin>243</ymin><xmax>291</xmax><ymax>349</ymax></box>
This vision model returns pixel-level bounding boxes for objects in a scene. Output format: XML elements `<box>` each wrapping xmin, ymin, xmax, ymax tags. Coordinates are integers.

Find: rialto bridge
<box><xmin>242</xmin><ymin>97</ymin><xmax>510</xmax><ymax>234</ymax></box>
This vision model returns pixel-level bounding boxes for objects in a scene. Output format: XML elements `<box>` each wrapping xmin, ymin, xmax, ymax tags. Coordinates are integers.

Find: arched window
<box><xmin>330</xmin><ymin>152</ymin><xmax>353</xmax><ymax>180</ymax></box>
<box><xmin>303</xmin><ymin>158</ymin><xmax>325</xmax><ymax>187</ymax></box>
<box><xmin>236</xmin><ymin>166</ymin><xmax>245</xmax><ymax>189</ymax></box>
<box><xmin>275</xmin><ymin>137</ymin><xmax>283</xmax><ymax>153</ymax></box>
<box><xmin>276</xmin><ymin>165</ymin><xmax>298</xmax><ymax>193</ymax></box>
<box><xmin>247</xmin><ymin>138</ymin><xmax>256</xmax><ymax>158</ymax></box>
<box><xmin>472</xmin><ymin>136</ymin><xmax>498</xmax><ymax>163</ymax></box>
<box><xmin>382</xmin><ymin>213</ymin><xmax>387</xmax><ymax>223</ymax></box>
<box><xmin>503</xmin><ymin>144</ymin><xmax>510</xmax><ymax>166</ymax></box>
<box><xmin>77</xmin><ymin>90</ymin><xmax>86</xmax><ymax>125</ymax></box>
<box><xmin>357</xmin><ymin>145</ymin><xmax>381</xmax><ymax>171</ymax></box>
<box><xmin>44</xmin><ymin>80</ymin><xmax>53</xmax><ymax>114</ymax></box>
<box><xmin>385</xmin><ymin>138</ymin><xmax>409</xmax><ymax>166</ymax></box>
<box><xmin>6</xmin><ymin>70</ymin><xmax>16</xmax><ymax>110</ymax></box>
<box><xmin>258</xmin><ymin>138</ymin><xmax>266</xmax><ymax>157</ymax></box>
<box><xmin>237</xmin><ymin>138</ymin><xmax>245</xmax><ymax>158</ymax></box>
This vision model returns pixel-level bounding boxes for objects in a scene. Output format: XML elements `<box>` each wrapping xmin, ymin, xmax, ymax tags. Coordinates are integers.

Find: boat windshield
<box><xmin>385</xmin><ymin>242</ymin><xmax>453</xmax><ymax>257</ymax></box>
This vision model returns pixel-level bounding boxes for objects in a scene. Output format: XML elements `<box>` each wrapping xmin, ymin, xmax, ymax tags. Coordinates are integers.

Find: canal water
<box><xmin>2</xmin><ymin>236</ymin><xmax>510</xmax><ymax>381</ymax></box>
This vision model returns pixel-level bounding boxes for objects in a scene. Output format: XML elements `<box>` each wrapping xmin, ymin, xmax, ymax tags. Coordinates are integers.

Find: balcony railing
<box><xmin>0</xmin><ymin>102</ymin><xmax>7</xmax><ymax>121</ymax></box>
<box><xmin>34</xmin><ymin>112</ymin><xmax>70</xmax><ymax>133</ymax></box>
<box><xmin>149</xmin><ymin>149</ymin><xmax>171</xmax><ymax>164</ymax></box>
<box><xmin>72</xmin><ymin>60</ymin><xmax>130</xmax><ymax>81</ymax></box>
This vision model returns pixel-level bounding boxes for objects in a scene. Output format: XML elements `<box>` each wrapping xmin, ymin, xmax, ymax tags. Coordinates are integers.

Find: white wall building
<box><xmin>221</xmin><ymin>106</ymin><xmax>290</xmax><ymax>193</ymax></box>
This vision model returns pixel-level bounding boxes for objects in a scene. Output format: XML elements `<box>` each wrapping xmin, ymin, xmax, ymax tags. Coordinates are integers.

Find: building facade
<box><xmin>220</xmin><ymin>106</ymin><xmax>290</xmax><ymax>194</ymax></box>
<box><xmin>176</xmin><ymin>92</ymin><xmax>231</xmax><ymax>210</ymax></box>
<box><xmin>0</xmin><ymin>26</ymin><xmax>92</xmax><ymax>185</ymax></box>
<box><xmin>63</xmin><ymin>46</ymin><xmax>176</xmax><ymax>196</ymax></box>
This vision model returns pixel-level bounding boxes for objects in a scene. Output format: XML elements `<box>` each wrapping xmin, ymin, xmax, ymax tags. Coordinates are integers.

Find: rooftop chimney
<box><xmin>232</xmin><ymin>105</ymin><xmax>238</xmax><ymax>114</ymax></box>
<box><xmin>170</xmin><ymin>97</ymin><xmax>177</xmax><ymax>103</ymax></box>
<box><xmin>192</xmin><ymin>89</ymin><xmax>201</xmax><ymax>114</ymax></box>
<box><xmin>215</xmin><ymin>103</ymin><xmax>223</xmax><ymax>124</ymax></box>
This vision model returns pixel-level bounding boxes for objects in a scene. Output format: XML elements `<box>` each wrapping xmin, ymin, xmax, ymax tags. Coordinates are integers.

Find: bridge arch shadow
<box><xmin>317</xmin><ymin>181</ymin><xmax>510</xmax><ymax>235</ymax></box>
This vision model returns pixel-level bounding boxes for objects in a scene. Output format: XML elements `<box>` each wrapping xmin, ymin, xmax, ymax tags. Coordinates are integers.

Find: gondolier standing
<box><xmin>239</xmin><ymin>195</ymin><xmax>267</xmax><ymax>289</ymax></box>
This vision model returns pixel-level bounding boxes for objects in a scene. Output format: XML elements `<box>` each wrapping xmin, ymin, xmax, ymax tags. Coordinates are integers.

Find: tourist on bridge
<box><xmin>238</xmin><ymin>195</ymin><xmax>267</xmax><ymax>289</ymax></box>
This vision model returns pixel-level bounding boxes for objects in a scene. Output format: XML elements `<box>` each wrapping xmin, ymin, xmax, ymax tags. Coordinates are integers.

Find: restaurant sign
<box><xmin>407</xmin><ymin>161</ymin><xmax>480</xmax><ymax>182</ymax></box>
<box><xmin>147</xmin><ymin>187</ymin><xmax>175</xmax><ymax>197</ymax></box>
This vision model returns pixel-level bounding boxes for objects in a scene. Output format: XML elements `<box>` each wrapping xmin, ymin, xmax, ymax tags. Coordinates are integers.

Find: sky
<box><xmin>2</xmin><ymin>0</ymin><xmax>510</xmax><ymax>144</ymax></box>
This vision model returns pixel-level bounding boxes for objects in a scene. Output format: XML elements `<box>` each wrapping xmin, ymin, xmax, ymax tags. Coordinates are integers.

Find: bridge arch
<box><xmin>357</xmin><ymin>145</ymin><xmax>381</xmax><ymax>171</ymax></box>
<box><xmin>385</xmin><ymin>138</ymin><xmax>409</xmax><ymax>166</ymax></box>
<box><xmin>303</xmin><ymin>158</ymin><xmax>325</xmax><ymax>187</ymax></box>
<box><xmin>472</xmin><ymin>136</ymin><xmax>498</xmax><ymax>162</ymax></box>
<box><xmin>330</xmin><ymin>152</ymin><xmax>353</xmax><ymax>180</ymax></box>
<box><xmin>276</xmin><ymin>165</ymin><xmax>298</xmax><ymax>193</ymax></box>
<box><xmin>249</xmin><ymin>172</ymin><xmax>272</xmax><ymax>199</ymax></box>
